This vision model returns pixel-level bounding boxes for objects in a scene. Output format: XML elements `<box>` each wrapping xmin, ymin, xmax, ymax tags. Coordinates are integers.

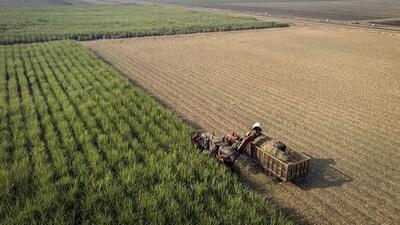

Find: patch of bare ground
<box><xmin>84</xmin><ymin>26</ymin><xmax>400</xmax><ymax>225</ymax></box>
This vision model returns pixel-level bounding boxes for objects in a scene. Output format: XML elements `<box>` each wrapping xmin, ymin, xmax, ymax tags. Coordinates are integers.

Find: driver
<box><xmin>246</xmin><ymin>122</ymin><xmax>263</xmax><ymax>139</ymax></box>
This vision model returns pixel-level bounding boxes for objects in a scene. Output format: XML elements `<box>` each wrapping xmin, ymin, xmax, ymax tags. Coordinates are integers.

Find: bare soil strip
<box><xmin>84</xmin><ymin>26</ymin><xmax>400</xmax><ymax>225</ymax></box>
<box><xmin>179</xmin><ymin>0</ymin><xmax>400</xmax><ymax>21</ymax></box>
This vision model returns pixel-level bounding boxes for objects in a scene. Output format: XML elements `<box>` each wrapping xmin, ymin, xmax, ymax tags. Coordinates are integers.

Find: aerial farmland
<box><xmin>84</xmin><ymin>25</ymin><xmax>400</xmax><ymax>225</ymax></box>
<box><xmin>1</xmin><ymin>0</ymin><xmax>399</xmax><ymax>225</ymax></box>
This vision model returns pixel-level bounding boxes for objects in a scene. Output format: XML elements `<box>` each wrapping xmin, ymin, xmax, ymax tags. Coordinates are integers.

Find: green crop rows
<box><xmin>0</xmin><ymin>4</ymin><xmax>287</xmax><ymax>45</ymax></box>
<box><xmin>0</xmin><ymin>3</ymin><xmax>292</xmax><ymax>224</ymax></box>
<box><xmin>0</xmin><ymin>41</ymin><xmax>291</xmax><ymax>225</ymax></box>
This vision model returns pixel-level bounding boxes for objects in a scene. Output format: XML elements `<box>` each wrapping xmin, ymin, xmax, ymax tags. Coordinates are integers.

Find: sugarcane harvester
<box><xmin>191</xmin><ymin>122</ymin><xmax>311</xmax><ymax>181</ymax></box>
<box><xmin>191</xmin><ymin>123</ymin><xmax>263</xmax><ymax>165</ymax></box>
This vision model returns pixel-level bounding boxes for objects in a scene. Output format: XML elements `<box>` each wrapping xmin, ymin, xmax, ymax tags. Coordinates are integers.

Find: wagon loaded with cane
<box><xmin>191</xmin><ymin>123</ymin><xmax>311</xmax><ymax>181</ymax></box>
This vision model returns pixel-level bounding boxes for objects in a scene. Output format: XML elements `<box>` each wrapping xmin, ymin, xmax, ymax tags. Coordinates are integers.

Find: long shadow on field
<box><xmin>234</xmin><ymin>156</ymin><xmax>353</xmax><ymax>224</ymax></box>
<box><xmin>236</xmin><ymin>155</ymin><xmax>353</xmax><ymax>190</ymax></box>
<box><xmin>294</xmin><ymin>158</ymin><xmax>353</xmax><ymax>190</ymax></box>
<box><xmin>234</xmin><ymin>155</ymin><xmax>311</xmax><ymax>225</ymax></box>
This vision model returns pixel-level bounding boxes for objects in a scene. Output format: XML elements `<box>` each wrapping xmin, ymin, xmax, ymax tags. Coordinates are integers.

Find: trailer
<box><xmin>245</xmin><ymin>138</ymin><xmax>311</xmax><ymax>181</ymax></box>
<box><xmin>191</xmin><ymin>130</ymin><xmax>311</xmax><ymax>182</ymax></box>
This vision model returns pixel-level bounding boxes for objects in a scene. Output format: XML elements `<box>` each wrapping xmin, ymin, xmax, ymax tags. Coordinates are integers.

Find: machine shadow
<box><xmin>232</xmin><ymin>155</ymin><xmax>311</xmax><ymax>225</ymax></box>
<box><xmin>293</xmin><ymin>157</ymin><xmax>353</xmax><ymax>190</ymax></box>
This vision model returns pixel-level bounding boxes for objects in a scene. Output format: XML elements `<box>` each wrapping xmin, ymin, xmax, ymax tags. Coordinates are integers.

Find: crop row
<box><xmin>0</xmin><ymin>4</ymin><xmax>288</xmax><ymax>45</ymax></box>
<box><xmin>0</xmin><ymin>41</ymin><xmax>291</xmax><ymax>225</ymax></box>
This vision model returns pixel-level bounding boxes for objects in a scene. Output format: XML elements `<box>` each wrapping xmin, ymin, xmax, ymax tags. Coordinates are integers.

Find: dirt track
<box><xmin>84</xmin><ymin>26</ymin><xmax>400</xmax><ymax>225</ymax></box>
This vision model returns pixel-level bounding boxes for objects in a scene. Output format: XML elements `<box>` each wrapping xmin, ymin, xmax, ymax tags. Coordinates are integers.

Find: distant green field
<box><xmin>0</xmin><ymin>40</ymin><xmax>292</xmax><ymax>225</ymax></box>
<box><xmin>0</xmin><ymin>4</ymin><xmax>287</xmax><ymax>44</ymax></box>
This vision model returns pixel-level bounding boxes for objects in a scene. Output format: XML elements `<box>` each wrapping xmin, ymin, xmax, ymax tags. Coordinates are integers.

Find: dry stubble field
<box><xmin>84</xmin><ymin>26</ymin><xmax>400</xmax><ymax>225</ymax></box>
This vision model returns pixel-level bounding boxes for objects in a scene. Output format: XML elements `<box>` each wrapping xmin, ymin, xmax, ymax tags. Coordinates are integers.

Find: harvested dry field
<box><xmin>84</xmin><ymin>26</ymin><xmax>400</xmax><ymax>225</ymax></box>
